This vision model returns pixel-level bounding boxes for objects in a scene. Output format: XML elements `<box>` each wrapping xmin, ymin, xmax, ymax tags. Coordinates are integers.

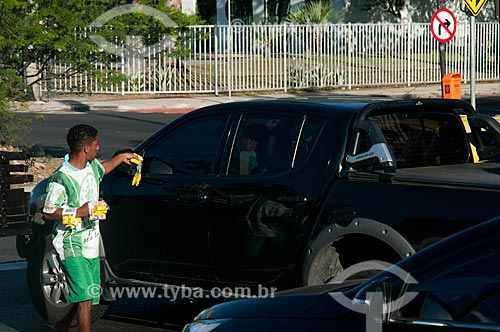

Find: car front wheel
<box><xmin>27</xmin><ymin>233</ymin><xmax>108</xmax><ymax>325</ymax></box>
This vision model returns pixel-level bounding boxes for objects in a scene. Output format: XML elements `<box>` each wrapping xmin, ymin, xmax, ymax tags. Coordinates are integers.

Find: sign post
<box><xmin>431</xmin><ymin>8</ymin><xmax>458</xmax><ymax>99</ymax></box>
<box><xmin>462</xmin><ymin>0</ymin><xmax>489</xmax><ymax>109</ymax></box>
<box><xmin>470</xmin><ymin>15</ymin><xmax>476</xmax><ymax>109</ymax></box>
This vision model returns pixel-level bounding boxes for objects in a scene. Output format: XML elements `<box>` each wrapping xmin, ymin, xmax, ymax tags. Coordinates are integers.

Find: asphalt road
<box><xmin>0</xmin><ymin>263</ymin><xmax>219</xmax><ymax>332</ymax></box>
<box><xmin>15</xmin><ymin>111</ymin><xmax>182</xmax><ymax>159</ymax></box>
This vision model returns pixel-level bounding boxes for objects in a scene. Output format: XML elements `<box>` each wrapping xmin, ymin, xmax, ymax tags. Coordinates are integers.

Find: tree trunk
<box><xmin>495</xmin><ymin>0</ymin><xmax>499</xmax><ymax>22</ymax></box>
<box><xmin>165</xmin><ymin>0</ymin><xmax>181</xmax><ymax>11</ymax></box>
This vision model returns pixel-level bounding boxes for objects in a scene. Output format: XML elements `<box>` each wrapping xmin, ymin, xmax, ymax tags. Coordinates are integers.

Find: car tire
<box><xmin>27</xmin><ymin>233</ymin><xmax>108</xmax><ymax>325</ymax></box>
<box><xmin>16</xmin><ymin>234</ymin><xmax>31</xmax><ymax>259</ymax></box>
<box><xmin>303</xmin><ymin>243</ymin><xmax>343</xmax><ymax>286</ymax></box>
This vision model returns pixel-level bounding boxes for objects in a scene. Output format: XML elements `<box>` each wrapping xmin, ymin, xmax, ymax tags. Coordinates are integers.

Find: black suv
<box><xmin>21</xmin><ymin>98</ymin><xmax>500</xmax><ymax>324</ymax></box>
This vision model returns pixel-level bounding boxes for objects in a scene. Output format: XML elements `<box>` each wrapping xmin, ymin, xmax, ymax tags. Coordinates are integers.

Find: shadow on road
<box><xmin>0</xmin><ymin>269</ymin><xmax>54</xmax><ymax>332</ymax></box>
<box><xmin>0</xmin><ymin>266</ymin><xmax>224</xmax><ymax>332</ymax></box>
<box><xmin>95</xmin><ymin>297</ymin><xmax>220</xmax><ymax>331</ymax></box>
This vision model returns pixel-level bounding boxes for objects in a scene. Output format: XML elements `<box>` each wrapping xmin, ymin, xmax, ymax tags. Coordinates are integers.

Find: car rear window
<box><xmin>357</xmin><ymin>112</ymin><xmax>470</xmax><ymax>168</ymax></box>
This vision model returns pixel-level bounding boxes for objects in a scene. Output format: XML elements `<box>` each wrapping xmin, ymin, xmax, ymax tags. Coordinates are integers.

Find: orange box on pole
<box><xmin>441</xmin><ymin>72</ymin><xmax>461</xmax><ymax>99</ymax></box>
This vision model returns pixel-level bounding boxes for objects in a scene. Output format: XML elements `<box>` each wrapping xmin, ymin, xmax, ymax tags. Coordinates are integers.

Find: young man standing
<box><xmin>42</xmin><ymin>124</ymin><xmax>137</xmax><ymax>332</ymax></box>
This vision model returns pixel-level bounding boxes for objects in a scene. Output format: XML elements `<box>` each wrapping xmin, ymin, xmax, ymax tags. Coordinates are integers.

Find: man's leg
<box><xmin>76</xmin><ymin>300</ymin><xmax>93</xmax><ymax>332</ymax></box>
<box><xmin>53</xmin><ymin>305</ymin><xmax>77</xmax><ymax>332</ymax></box>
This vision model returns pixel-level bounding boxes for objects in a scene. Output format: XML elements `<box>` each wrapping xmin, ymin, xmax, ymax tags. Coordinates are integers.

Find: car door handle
<box><xmin>140</xmin><ymin>174</ymin><xmax>168</xmax><ymax>186</ymax></box>
<box><xmin>277</xmin><ymin>195</ymin><xmax>308</xmax><ymax>203</ymax></box>
<box><xmin>197</xmin><ymin>194</ymin><xmax>209</xmax><ymax>201</ymax></box>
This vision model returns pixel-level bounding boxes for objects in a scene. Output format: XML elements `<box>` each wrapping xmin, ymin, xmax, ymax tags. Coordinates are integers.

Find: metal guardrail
<box><xmin>0</xmin><ymin>152</ymin><xmax>34</xmax><ymax>237</ymax></box>
<box><xmin>43</xmin><ymin>22</ymin><xmax>500</xmax><ymax>95</ymax></box>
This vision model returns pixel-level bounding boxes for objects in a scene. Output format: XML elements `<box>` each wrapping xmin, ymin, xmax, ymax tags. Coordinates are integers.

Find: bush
<box><xmin>286</xmin><ymin>1</ymin><xmax>344</xmax><ymax>24</ymax></box>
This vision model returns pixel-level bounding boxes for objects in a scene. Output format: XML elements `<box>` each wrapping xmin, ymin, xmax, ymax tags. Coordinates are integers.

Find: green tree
<box><xmin>0</xmin><ymin>0</ymin><xmax>204</xmax><ymax>146</ymax></box>
<box><xmin>0</xmin><ymin>0</ymin><xmax>115</xmax><ymax>95</ymax></box>
<box><xmin>0</xmin><ymin>0</ymin><xmax>205</xmax><ymax>97</ymax></box>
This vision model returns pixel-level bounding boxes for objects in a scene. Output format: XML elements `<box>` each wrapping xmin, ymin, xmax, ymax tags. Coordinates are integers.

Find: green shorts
<box><xmin>61</xmin><ymin>256</ymin><xmax>101</xmax><ymax>305</ymax></box>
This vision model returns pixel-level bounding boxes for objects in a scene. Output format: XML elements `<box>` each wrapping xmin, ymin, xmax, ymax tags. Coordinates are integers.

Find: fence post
<box><xmin>121</xmin><ymin>51</ymin><xmax>125</xmax><ymax>95</ymax></box>
<box><xmin>407</xmin><ymin>22</ymin><xmax>411</xmax><ymax>86</ymax></box>
<box><xmin>348</xmin><ymin>22</ymin><xmax>352</xmax><ymax>90</ymax></box>
<box><xmin>228</xmin><ymin>24</ymin><xmax>232</xmax><ymax>98</ymax></box>
<box><xmin>215</xmin><ymin>25</ymin><xmax>219</xmax><ymax>96</ymax></box>
<box><xmin>497</xmin><ymin>21</ymin><xmax>500</xmax><ymax>80</ymax></box>
<box><xmin>283</xmin><ymin>23</ymin><xmax>287</xmax><ymax>93</ymax></box>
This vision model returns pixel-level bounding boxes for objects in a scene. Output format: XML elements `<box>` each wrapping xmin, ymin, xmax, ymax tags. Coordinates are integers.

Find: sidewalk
<box><xmin>24</xmin><ymin>82</ymin><xmax>500</xmax><ymax>114</ymax></box>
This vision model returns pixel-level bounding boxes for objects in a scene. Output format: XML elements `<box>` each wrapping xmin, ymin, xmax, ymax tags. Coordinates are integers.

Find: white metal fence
<box><xmin>45</xmin><ymin>22</ymin><xmax>500</xmax><ymax>95</ymax></box>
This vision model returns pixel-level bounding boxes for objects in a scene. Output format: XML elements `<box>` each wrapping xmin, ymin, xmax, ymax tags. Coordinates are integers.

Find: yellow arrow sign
<box><xmin>463</xmin><ymin>0</ymin><xmax>489</xmax><ymax>16</ymax></box>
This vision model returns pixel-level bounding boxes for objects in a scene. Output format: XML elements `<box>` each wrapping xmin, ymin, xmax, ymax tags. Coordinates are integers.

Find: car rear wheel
<box><xmin>27</xmin><ymin>233</ymin><xmax>108</xmax><ymax>325</ymax></box>
<box><xmin>303</xmin><ymin>244</ymin><xmax>343</xmax><ymax>286</ymax></box>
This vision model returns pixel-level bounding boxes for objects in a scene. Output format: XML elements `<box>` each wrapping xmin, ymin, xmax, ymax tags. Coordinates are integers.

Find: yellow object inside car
<box><xmin>460</xmin><ymin>115</ymin><xmax>479</xmax><ymax>163</ymax></box>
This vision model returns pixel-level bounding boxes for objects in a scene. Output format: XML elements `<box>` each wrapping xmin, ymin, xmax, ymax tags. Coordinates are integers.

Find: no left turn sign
<box><xmin>430</xmin><ymin>8</ymin><xmax>457</xmax><ymax>43</ymax></box>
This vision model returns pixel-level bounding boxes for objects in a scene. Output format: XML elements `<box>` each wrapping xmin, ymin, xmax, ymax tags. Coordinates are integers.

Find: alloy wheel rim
<box><xmin>41</xmin><ymin>250</ymin><xmax>70</xmax><ymax>308</ymax></box>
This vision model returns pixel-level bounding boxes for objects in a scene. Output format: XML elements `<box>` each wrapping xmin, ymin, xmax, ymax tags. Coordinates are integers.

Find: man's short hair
<box><xmin>242</xmin><ymin>123</ymin><xmax>269</xmax><ymax>144</ymax></box>
<box><xmin>67</xmin><ymin>124</ymin><xmax>98</xmax><ymax>152</ymax></box>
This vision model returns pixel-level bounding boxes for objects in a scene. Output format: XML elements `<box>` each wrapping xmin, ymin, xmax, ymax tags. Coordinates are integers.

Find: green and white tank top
<box><xmin>43</xmin><ymin>155</ymin><xmax>105</xmax><ymax>260</ymax></box>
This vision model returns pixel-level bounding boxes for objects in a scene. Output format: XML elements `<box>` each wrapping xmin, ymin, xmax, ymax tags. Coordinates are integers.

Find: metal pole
<box><xmin>437</xmin><ymin>0</ymin><xmax>446</xmax><ymax>80</ymax></box>
<box><xmin>439</xmin><ymin>43</ymin><xmax>446</xmax><ymax>79</ymax></box>
<box><xmin>470</xmin><ymin>15</ymin><xmax>476</xmax><ymax>109</ymax></box>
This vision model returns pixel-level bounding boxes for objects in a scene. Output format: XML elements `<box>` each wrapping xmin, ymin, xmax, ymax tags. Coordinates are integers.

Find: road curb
<box><xmin>132</xmin><ymin>107</ymin><xmax>196</xmax><ymax>114</ymax></box>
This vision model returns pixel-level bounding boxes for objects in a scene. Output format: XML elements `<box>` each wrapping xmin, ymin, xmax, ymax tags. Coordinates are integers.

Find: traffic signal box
<box><xmin>441</xmin><ymin>72</ymin><xmax>462</xmax><ymax>99</ymax></box>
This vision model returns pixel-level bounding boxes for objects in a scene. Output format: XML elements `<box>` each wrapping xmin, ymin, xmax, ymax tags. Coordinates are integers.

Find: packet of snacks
<box><xmin>89</xmin><ymin>199</ymin><xmax>109</xmax><ymax>221</ymax></box>
<box><xmin>61</xmin><ymin>207</ymin><xmax>82</xmax><ymax>227</ymax></box>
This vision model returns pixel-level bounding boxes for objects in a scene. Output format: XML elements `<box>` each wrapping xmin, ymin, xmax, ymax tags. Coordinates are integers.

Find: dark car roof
<box><xmin>177</xmin><ymin>97</ymin><xmax>477</xmax><ymax>123</ymax></box>
<box><xmin>188</xmin><ymin>99</ymin><xmax>369</xmax><ymax>119</ymax></box>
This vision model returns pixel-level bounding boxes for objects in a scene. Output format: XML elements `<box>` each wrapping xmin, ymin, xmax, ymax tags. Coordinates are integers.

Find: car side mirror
<box><xmin>111</xmin><ymin>149</ymin><xmax>137</xmax><ymax>176</ymax></box>
<box><xmin>115</xmin><ymin>162</ymin><xmax>135</xmax><ymax>176</ymax></box>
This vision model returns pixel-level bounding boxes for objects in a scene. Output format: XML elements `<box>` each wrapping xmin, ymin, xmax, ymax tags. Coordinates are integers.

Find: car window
<box><xmin>356</xmin><ymin>112</ymin><xmax>470</xmax><ymax>168</ymax></box>
<box><xmin>396</xmin><ymin>247</ymin><xmax>500</xmax><ymax>327</ymax></box>
<box><xmin>294</xmin><ymin>118</ymin><xmax>324</xmax><ymax>167</ymax></box>
<box><xmin>144</xmin><ymin>114</ymin><xmax>229</xmax><ymax>175</ymax></box>
<box><xmin>227</xmin><ymin>115</ymin><xmax>322</xmax><ymax>175</ymax></box>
